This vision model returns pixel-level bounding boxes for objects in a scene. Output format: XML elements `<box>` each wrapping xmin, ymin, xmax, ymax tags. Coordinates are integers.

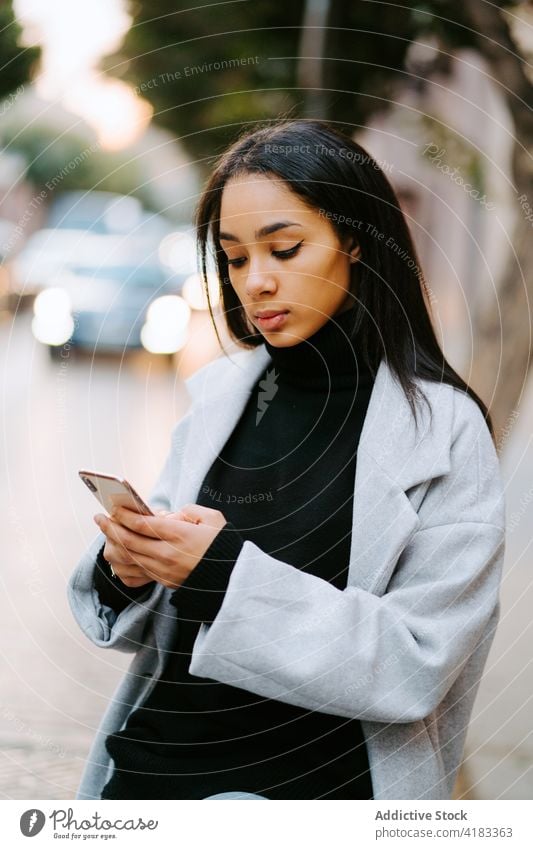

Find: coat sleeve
<box><xmin>67</xmin><ymin>408</ymin><xmax>191</xmax><ymax>652</ymax></box>
<box><xmin>188</xmin><ymin>394</ymin><xmax>506</xmax><ymax>724</ymax></box>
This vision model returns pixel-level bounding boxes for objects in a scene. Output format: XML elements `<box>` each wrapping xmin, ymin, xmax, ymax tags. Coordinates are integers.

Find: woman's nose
<box><xmin>244</xmin><ymin>265</ymin><xmax>277</xmax><ymax>298</ymax></box>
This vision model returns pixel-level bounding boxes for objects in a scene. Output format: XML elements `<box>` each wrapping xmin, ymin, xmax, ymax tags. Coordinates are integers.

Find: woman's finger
<box><xmin>103</xmin><ymin>540</ymin><xmax>148</xmax><ymax>571</ymax></box>
<box><xmin>96</xmin><ymin>514</ymin><xmax>165</xmax><ymax>555</ymax></box>
<box><xmin>104</xmin><ymin>507</ymin><xmax>190</xmax><ymax>540</ymax></box>
<box><xmin>103</xmin><ymin>531</ymin><xmax>191</xmax><ymax>584</ymax></box>
<box><xmin>111</xmin><ymin>547</ymin><xmax>190</xmax><ymax>588</ymax></box>
<box><xmin>177</xmin><ymin>503</ymin><xmax>226</xmax><ymax>529</ymax></box>
<box><xmin>119</xmin><ymin>576</ymin><xmax>154</xmax><ymax>588</ymax></box>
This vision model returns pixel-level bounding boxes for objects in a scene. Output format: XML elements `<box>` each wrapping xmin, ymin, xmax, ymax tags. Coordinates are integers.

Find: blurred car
<box><xmin>10</xmin><ymin>190</ymin><xmax>175</xmax><ymax>304</ymax></box>
<box><xmin>16</xmin><ymin>211</ymin><xmax>221</xmax><ymax>361</ymax></box>
<box><xmin>31</xmin><ymin>258</ymin><xmax>192</xmax><ymax>360</ymax></box>
<box><xmin>9</xmin><ymin>219</ymin><xmax>177</xmax><ymax>300</ymax></box>
<box><xmin>9</xmin><ymin>229</ymin><xmax>129</xmax><ymax>299</ymax></box>
<box><xmin>46</xmin><ymin>190</ymin><xmax>145</xmax><ymax>235</ymax></box>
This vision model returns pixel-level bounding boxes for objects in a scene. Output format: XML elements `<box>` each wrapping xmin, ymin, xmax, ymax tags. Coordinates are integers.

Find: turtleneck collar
<box><xmin>262</xmin><ymin>306</ymin><xmax>373</xmax><ymax>390</ymax></box>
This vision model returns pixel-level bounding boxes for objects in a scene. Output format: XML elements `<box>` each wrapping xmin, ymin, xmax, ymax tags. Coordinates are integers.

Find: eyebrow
<box><xmin>219</xmin><ymin>220</ymin><xmax>303</xmax><ymax>242</ymax></box>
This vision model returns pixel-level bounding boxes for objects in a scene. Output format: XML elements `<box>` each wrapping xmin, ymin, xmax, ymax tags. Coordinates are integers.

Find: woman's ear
<box><xmin>349</xmin><ymin>242</ymin><xmax>361</xmax><ymax>263</ymax></box>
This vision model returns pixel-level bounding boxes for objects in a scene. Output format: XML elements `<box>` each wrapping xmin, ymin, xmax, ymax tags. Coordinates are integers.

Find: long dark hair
<box><xmin>196</xmin><ymin>119</ymin><xmax>494</xmax><ymax>440</ymax></box>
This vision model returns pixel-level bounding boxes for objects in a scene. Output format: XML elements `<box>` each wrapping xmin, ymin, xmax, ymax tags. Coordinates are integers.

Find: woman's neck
<box><xmin>262</xmin><ymin>306</ymin><xmax>372</xmax><ymax>390</ymax></box>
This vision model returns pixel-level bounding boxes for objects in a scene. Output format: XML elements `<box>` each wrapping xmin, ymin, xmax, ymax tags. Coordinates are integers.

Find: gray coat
<box><xmin>67</xmin><ymin>344</ymin><xmax>506</xmax><ymax>800</ymax></box>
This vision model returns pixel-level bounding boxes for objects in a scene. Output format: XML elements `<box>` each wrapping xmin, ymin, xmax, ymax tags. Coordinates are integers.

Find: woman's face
<box><xmin>218</xmin><ymin>173</ymin><xmax>360</xmax><ymax>346</ymax></box>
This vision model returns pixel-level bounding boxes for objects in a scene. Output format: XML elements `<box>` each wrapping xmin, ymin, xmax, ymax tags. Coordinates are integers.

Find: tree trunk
<box><xmin>297</xmin><ymin>0</ymin><xmax>331</xmax><ymax>118</ymax></box>
<box><xmin>472</xmin><ymin>204</ymin><xmax>533</xmax><ymax>443</ymax></box>
<box><xmin>462</xmin><ymin>0</ymin><xmax>533</xmax><ymax>444</ymax></box>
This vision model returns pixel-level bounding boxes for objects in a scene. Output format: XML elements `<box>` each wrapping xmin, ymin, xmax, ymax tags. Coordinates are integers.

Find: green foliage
<box><xmin>0</xmin><ymin>124</ymin><xmax>153</xmax><ymax>207</ymax></box>
<box><xmin>0</xmin><ymin>3</ymin><xmax>40</xmax><ymax>103</ymax></box>
<box><xmin>105</xmin><ymin>0</ymin><xmax>304</xmax><ymax>161</ymax></box>
<box><xmin>107</xmin><ymin>0</ymin><xmax>520</xmax><ymax>164</ymax></box>
<box><xmin>419</xmin><ymin>114</ymin><xmax>486</xmax><ymax>190</ymax></box>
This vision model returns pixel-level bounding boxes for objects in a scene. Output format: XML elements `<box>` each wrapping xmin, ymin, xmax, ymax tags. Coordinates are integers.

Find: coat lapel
<box><xmin>176</xmin><ymin>345</ymin><xmax>454</xmax><ymax>597</ymax></box>
<box><xmin>349</xmin><ymin>358</ymin><xmax>454</xmax><ymax>594</ymax></box>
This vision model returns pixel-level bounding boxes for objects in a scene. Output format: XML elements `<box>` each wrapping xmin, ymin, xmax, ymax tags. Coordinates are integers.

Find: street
<box><xmin>0</xmin><ymin>310</ymin><xmax>193</xmax><ymax>798</ymax></box>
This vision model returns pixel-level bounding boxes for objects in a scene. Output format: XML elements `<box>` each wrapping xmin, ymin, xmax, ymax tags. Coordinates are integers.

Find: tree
<box><xmin>105</xmin><ymin>0</ymin><xmax>305</xmax><ymax>163</ymax></box>
<box><xmin>109</xmin><ymin>0</ymin><xmax>532</xmax><ymax>437</ymax></box>
<box><xmin>0</xmin><ymin>2</ymin><xmax>40</xmax><ymax>103</ymax></box>
<box><xmin>0</xmin><ymin>123</ymin><xmax>154</xmax><ymax>209</ymax></box>
<box><xmin>110</xmin><ymin>0</ymin><xmax>494</xmax><ymax>160</ymax></box>
<box><xmin>457</xmin><ymin>0</ymin><xmax>533</xmax><ymax>439</ymax></box>
<box><xmin>325</xmin><ymin>0</ymin><xmax>533</xmax><ymax>437</ymax></box>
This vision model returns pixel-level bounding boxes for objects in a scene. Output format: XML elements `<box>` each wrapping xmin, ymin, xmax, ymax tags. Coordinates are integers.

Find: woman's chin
<box><xmin>261</xmin><ymin>329</ymin><xmax>302</xmax><ymax>347</ymax></box>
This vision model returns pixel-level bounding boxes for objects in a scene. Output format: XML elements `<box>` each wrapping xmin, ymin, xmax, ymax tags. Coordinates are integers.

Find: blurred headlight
<box><xmin>32</xmin><ymin>287</ymin><xmax>74</xmax><ymax>345</ymax></box>
<box><xmin>182</xmin><ymin>271</ymin><xmax>220</xmax><ymax>311</ymax></box>
<box><xmin>33</xmin><ymin>287</ymin><xmax>72</xmax><ymax>316</ymax></box>
<box><xmin>141</xmin><ymin>295</ymin><xmax>191</xmax><ymax>354</ymax></box>
<box><xmin>159</xmin><ymin>231</ymin><xmax>197</xmax><ymax>274</ymax></box>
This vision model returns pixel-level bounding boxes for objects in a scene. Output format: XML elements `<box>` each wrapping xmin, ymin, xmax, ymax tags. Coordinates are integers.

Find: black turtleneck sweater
<box><xmin>96</xmin><ymin>306</ymin><xmax>376</xmax><ymax>800</ymax></box>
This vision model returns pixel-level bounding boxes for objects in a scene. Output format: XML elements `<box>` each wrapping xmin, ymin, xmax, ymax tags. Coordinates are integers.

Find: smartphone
<box><xmin>78</xmin><ymin>469</ymin><xmax>155</xmax><ymax>516</ymax></box>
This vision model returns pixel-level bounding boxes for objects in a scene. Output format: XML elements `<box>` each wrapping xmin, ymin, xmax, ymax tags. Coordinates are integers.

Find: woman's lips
<box><xmin>255</xmin><ymin>311</ymin><xmax>289</xmax><ymax>330</ymax></box>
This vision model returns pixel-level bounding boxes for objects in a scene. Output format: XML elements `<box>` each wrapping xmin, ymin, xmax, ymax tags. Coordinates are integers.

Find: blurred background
<box><xmin>0</xmin><ymin>0</ymin><xmax>532</xmax><ymax>800</ymax></box>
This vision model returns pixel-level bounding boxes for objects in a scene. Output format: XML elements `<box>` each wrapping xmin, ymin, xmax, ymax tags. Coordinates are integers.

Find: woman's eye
<box><xmin>272</xmin><ymin>240</ymin><xmax>303</xmax><ymax>259</ymax></box>
<box><xmin>225</xmin><ymin>239</ymin><xmax>303</xmax><ymax>267</ymax></box>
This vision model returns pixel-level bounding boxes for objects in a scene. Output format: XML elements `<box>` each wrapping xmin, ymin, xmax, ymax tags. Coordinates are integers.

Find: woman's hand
<box><xmin>97</xmin><ymin>508</ymin><xmax>171</xmax><ymax>588</ymax></box>
<box><xmin>93</xmin><ymin>504</ymin><xmax>227</xmax><ymax>589</ymax></box>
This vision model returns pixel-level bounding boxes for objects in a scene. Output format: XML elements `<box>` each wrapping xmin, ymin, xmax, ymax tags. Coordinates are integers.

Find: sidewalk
<box><xmin>459</xmin><ymin>368</ymin><xmax>533</xmax><ymax>799</ymax></box>
<box><xmin>0</xmin><ymin>745</ymin><xmax>85</xmax><ymax>800</ymax></box>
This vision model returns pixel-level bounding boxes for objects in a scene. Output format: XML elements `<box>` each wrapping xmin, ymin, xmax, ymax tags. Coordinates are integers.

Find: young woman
<box><xmin>68</xmin><ymin>120</ymin><xmax>506</xmax><ymax>801</ymax></box>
